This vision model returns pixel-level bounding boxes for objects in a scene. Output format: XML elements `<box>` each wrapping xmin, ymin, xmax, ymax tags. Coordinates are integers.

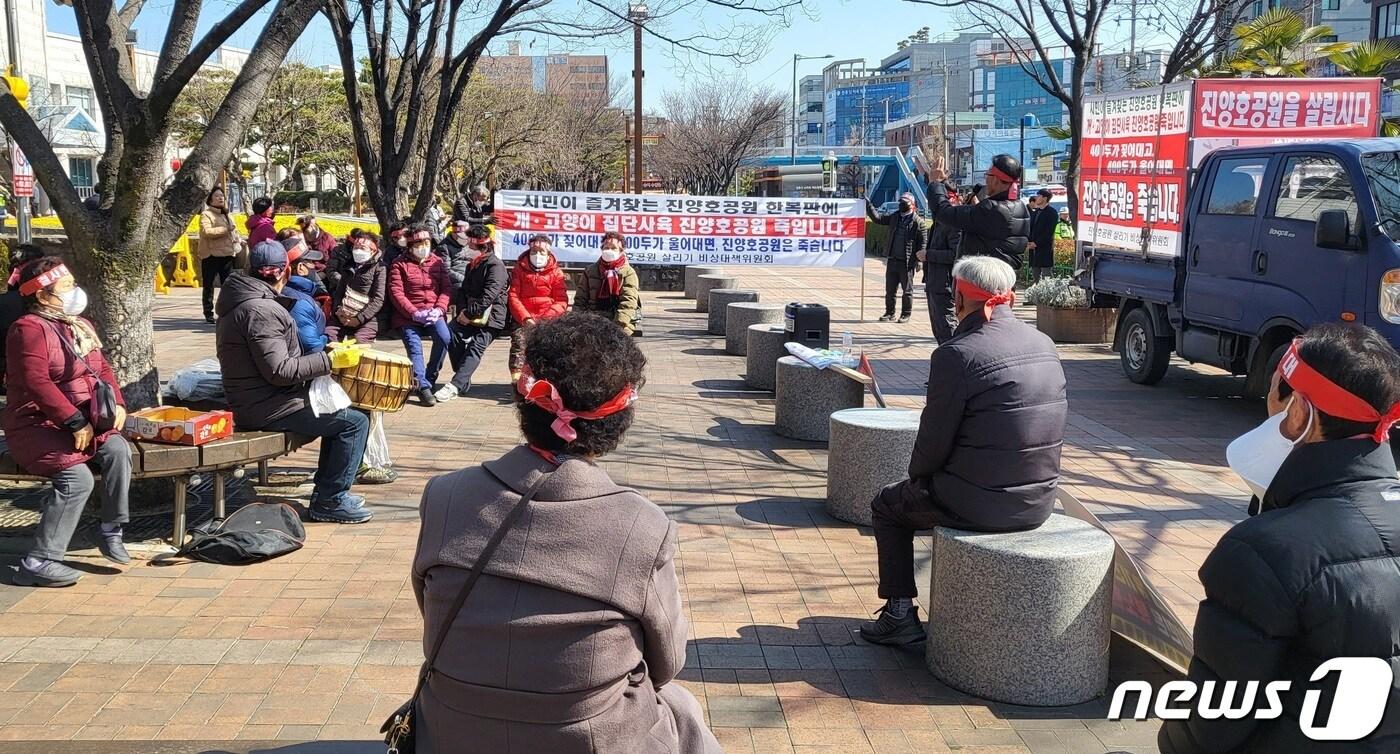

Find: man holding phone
<box><xmin>927</xmin><ymin>155</ymin><xmax>1030</xmax><ymax>269</ymax></box>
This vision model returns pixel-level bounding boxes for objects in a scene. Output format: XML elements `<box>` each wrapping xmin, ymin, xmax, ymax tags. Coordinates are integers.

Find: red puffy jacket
<box><xmin>388</xmin><ymin>253</ymin><xmax>451</xmax><ymax>329</ymax></box>
<box><xmin>2</xmin><ymin>315</ymin><xmax>126</xmax><ymax>477</ymax></box>
<box><xmin>507</xmin><ymin>252</ymin><xmax>568</xmax><ymax>325</ymax></box>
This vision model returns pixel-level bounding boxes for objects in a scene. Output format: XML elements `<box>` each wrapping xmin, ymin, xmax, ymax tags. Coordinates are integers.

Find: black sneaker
<box><xmin>878</xmin><ymin>314</ymin><xmax>895</xmax><ymax>322</ymax></box>
<box><xmin>898</xmin><ymin>313</ymin><xmax>912</xmax><ymax>324</ymax></box>
<box><xmin>204</xmin><ymin>315</ymin><xmax>216</xmax><ymax>325</ymax></box>
<box><xmin>417</xmin><ymin>387</ymin><xmax>437</xmax><ymax>407</ymax></box>
<box><xmin>858</xmin><ymin>605</ymin><xmax>926</xmax><ymax>645</ymax></box>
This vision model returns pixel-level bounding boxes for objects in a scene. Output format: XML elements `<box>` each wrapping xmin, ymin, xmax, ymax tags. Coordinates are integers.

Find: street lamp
<box><xmin>791</xmin><ymin>53</ymin><xmax>833</xmax><ymax>165</ymax></box>
<box><xmin>1018</xmin><ymin>113</ymin><xmax>1038</xmax><ymax>174</ymax></box>
<box><xmin>629</xmin><ymin>3</ymin><xmax>648</xmax><ymax>195</ymax></box>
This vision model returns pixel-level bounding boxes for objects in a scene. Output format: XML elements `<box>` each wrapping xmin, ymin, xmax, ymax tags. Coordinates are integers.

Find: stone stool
<box><xmin>774</xmin><ymin>355</ymin><xmax>864</xmax><ymax>442</ymax></box>
<box><xmin>825</xmin><ymin>408</ymin><xmax>920</xmax><ymax>526</ymax></box>
<box><xmin>684</xmin><ymin>265</ymin><xmax>724</xmax><ymax>299</ymax></box>
<box><xmin>925</xmin><ymin>514</ymin><xmax>1115</xmax><ymax>707</ymax></box>
<box><xmin>695</xmin><ymin>274</ymin><xmax>738</xmax><ymax>313</ymax></box>
<box><xmin>745</xmin><ymin>325</ymin><xmax>788</xmax><ymax>391</ymax></box>
<box><xmin>726</xmin><ymin>303</ymin><xmax>784</xmax><ymax>356</ymax></box>
<box><xmin>708</xmin><ymin>289</ymin><xmax>759</xmax><ymax>335</ymax></box>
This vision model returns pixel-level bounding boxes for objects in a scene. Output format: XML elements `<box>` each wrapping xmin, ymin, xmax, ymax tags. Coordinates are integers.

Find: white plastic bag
<box><xmin>363</xmin><ymin>411</ymin><xmax>392</xmax><ymax>469</ymax></box>
<box><xmin>170</xmin><ymin>358</ymin><xmax>225</xmax><ymax>402</ymax></box>
<box><xmin>308</xmin><ymin>375</ymin><xmax>352</xmax><ymax>417</ymax></box>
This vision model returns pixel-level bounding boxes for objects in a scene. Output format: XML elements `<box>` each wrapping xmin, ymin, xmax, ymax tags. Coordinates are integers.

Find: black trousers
<box><xmin>872</xmin><ymin>478</ymin><xmax>969</xmax><ymax>599</ymax></box>
<box><xmin>884</xmin><ymin>259</ymin><xmax>914</xmax><ymax>317</ymax></box>
<box><xmin>201</xmin><ymin>256</ymin><xmax>235</xmax><ymax>318</ymax></box>
<box><xmin>925</xmin><ymin>263</ymin><xmax>956</xmax><ymax>344</ymax></box>
<box><xmin>447</xmin><ymin>323</ymin><xmax>499</xmax><ymax>394</ymax></box>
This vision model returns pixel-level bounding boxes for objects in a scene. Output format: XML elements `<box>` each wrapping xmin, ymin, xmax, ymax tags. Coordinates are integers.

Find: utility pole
<box><xmin>939</xmin><ymin>50</ymin><xmax>949</xmax><ymax>172</ymax></box>
<box><xmin>630</xmin><ymin>4</ymin><xmax>648</xmax><ymax>195</ymax></box>
<box><xmin>791</xmin><ymin>54</ymin><xmax>799</xmax><ymax>165</ymax></box>
<box><xmin>4</xmin><ymin>0</ymin><xmax>28</xmax><ymax>243</ymax></box>
<box><xmin>1128</xmin><ymin>0</ymin><xmax>1139</xmax><ymax>85</ymax></box>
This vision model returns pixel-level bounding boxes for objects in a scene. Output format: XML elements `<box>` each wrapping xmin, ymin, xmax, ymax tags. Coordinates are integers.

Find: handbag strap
<box><xmin>42</xmin><ymin>320</ymin><xmax>102</xmax><ymax>381</ymax></box>
<box><xmin>415</xmin><ymin>469</ymin><xmax>551</xmax><ymax>691</ymax></box>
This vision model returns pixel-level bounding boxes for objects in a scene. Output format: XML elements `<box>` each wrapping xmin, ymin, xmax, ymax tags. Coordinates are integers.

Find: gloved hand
<box><xmin>329</xmin><ymin>342</ymin><xmax>362</xmax><ymax>370</ymax></box>
<box><xmin>426</xmin><ymin>308</ymin><xmax>444</xmax><ymax>324</ymax></box>
<box><xmin>412</xmin><ymin>309</ymin><xmax>430</xmax><ymax>325</ymax></box>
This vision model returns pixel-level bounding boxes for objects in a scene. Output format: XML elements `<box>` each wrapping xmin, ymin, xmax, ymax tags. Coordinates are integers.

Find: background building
<box><xmin>478</xmin><ymin>41</ymin><xmax>610</xmax><ymax>105</ymax></box>
<box><xmin>822</xmin><ymin>59</ymin><xmax>912</xmax><ymax>146</ymax></box>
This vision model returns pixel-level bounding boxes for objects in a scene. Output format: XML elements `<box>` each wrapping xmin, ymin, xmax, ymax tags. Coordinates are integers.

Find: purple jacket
<box><xmin>246</xmin><ymin>214</ymin><xmax>277</xmax><ymax>247</ymax></box>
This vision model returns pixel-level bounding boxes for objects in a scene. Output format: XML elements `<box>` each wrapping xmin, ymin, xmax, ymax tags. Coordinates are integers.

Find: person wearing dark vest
<box><xmin>927</xmin><ymin>155</ymin><xmax>1031</xmax><ymax>269</ymax></box>
<box><xmin>411</xmin><ymin>313</ymin><xmax>721</xmax><ymax>753</ymax></box>
<box><xmin>867</xmin><ymin>192</ymin><xmax>926</xmax><ymax>323</ymax></box>
<box><xmin>918</xmin><ymin>196</ymin><xmax>963</xmax><ymax>345</ymax></box>
<box><xmin>574</xmin><ymin>231</ymin><xmax>641</xmax><ymax>335</ymax></box>
<box><xmin>1027</xmin><ymin>188</ymin><xmax>1058</xmax><ymax>281</ymax></box>
<box><xmin>859</xmin><ymin>255</ymin><xmax>1067</xmax><ymax>645</ymax></box>
<box><xmin>435</xmin><ymin>226</ymin><xmax>509</xmax><ymax>403</ymax></box>
<box><xmin>1161</xmin><ymin>324</ymin><xmax>1400</xmax><ymax>754</ymax></box>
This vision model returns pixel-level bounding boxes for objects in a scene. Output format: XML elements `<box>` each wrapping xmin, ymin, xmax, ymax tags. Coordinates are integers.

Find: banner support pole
<box><xmin>859</xmin><ymin>253</ymin><xmax>866</xmax><ymax>322</ymax></box>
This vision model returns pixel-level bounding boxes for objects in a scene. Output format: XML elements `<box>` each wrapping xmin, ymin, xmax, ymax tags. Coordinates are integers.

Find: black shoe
<box><xmin>858</xmin><ymin>605</ymin><xmax>926</xmax><ymax>645</ymax></box>
<box><xmin>898</xmin><ymin>313</ymin><xmax>912</xmax><ymax>324</ymax></box>
<box><xmin>204</xmin><ymin>315</ymin><xmax>216</xmax><ymax>324</ymax></box>
<box><xmin>94</xmin><ymin>525</ymin><xmax>131</xmax><ymax>565</ymax></box>
<box><xmin>878</xmin><ymin>314</ymin><xmax>894</xmax><ymax>322</ymax></box>
<box><xmin>417</xmin><ymin>387</ymin><xmax>437</xmax><ymax>407</ymax></box>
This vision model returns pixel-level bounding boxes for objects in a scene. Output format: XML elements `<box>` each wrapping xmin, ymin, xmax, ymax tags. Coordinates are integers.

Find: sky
<box><xmin>45</xmin><ymin>0</ymin><xmax>1159</xmax><ymax>113</ymax></box>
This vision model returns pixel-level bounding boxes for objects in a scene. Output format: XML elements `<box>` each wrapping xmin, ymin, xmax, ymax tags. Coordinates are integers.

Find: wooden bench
<box><xmin>0</xmin><ymin>431</ymin><xmax>310</xmax><ymax>548</ymax></box>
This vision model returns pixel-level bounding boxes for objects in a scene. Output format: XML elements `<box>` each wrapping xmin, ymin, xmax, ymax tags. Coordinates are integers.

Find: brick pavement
<box><xmin>0</xmin><ymin>263</ymin><xmax>1264</xmax><ymax>751</ymax></box>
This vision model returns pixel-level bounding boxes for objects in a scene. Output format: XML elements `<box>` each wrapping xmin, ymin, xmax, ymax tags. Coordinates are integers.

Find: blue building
<box><xmin>970</xmin><ymin>59</ymin><xmax>1072</xmax><ymax>127</ymax></box>
<box><xmin>822</xmin><ymin>60</ymin><xmax>912</xmax><ymax>147</ymax></box>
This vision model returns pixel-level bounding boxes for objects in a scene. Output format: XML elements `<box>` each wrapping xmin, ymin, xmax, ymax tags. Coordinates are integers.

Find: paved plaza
<box><xmin>0</xmin><ymin>263</ymin><xmax>1264</xmax><ymax>752</ymax></box>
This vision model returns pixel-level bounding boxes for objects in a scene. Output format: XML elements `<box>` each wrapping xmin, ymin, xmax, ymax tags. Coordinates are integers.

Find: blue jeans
<box><xmin>402</xmin><ymin>320</ymin><xmax>451</xmax><ymax>390</ymax></box>
<box><xmin>263</xmin><ymin>406</ymin><xmax>369</xmax><ymax>504</ymax></box>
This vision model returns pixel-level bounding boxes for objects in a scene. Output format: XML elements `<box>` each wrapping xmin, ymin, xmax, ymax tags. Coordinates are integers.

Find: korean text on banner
<box><xmin>1190</xmin><ymin>78</ymin><xmax>1383</xmax><ymax>166</ymax></box>
<box><xmin>1077</xmin><ymin>81</ymin><xmax>1192</xmax><ymax>258</ymax></box>
<box><xmin>493</xmin><ymin>190</ymin><xmax>867</xmax><ymax>267</ymax></box>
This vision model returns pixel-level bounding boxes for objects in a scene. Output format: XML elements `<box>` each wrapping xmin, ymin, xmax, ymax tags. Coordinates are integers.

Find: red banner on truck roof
<box><xmin>1193</xmin><ymin>78</ymin><xmax>1381</xmax><ymax>140</ymax></box>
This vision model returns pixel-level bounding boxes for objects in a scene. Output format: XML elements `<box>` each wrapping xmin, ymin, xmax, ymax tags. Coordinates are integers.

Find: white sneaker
<box><xmin>433</xmin><ymin>384</ymin><xmax>458</xmax><ymax>402</ymax></box>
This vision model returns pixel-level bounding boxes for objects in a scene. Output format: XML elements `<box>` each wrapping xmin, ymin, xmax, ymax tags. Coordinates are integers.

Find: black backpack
<box><xmin>177</xmin><ymin>502</ymin><xmax>306</xmax><ymax>565</ymax></box>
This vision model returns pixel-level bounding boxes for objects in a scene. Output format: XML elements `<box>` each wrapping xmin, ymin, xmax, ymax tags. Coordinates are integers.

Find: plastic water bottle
<box><xmin>841</xmin><ymin>331</ymin><xmax>855</xmax><ymax>367</ymax></box>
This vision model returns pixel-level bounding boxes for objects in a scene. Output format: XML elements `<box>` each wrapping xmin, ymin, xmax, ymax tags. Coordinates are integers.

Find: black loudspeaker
<box><xmin>784</xmin><ymin>302</ymin><xmax>830</xmax><ymax>349</ymax></box>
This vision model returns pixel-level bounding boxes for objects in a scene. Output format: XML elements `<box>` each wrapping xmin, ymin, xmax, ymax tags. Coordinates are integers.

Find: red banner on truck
<box><xmin>1078</xmin><ymin>78</ymin><xmax>1383</xmax><ymax>258</ymax></box>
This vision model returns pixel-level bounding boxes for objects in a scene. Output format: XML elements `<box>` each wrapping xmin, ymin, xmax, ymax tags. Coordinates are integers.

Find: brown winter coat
<box><xmin>197</xmin><ymin>207</ymin><xmax>241</xmax><ymax>259</ymax></box>
<box><xmin>575</xmin><ymin>261</ymin><xmax>641</xmax><ymax>335</ymax></box>
<box><xmin>412</xmin><ymin>445</ymin><xmax>721</xmax><ymax>754</ymax></box>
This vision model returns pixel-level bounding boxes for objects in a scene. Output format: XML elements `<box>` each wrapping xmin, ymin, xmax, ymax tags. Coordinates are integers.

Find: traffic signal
<box><xmin>2</xmin><ymin>75</ymin><xmax>28</xmax><ymax>110</ymax></box>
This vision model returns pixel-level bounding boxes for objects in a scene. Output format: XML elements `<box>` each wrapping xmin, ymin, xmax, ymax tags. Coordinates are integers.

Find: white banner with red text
<box><xmin>493</xmin><ymin>190</ymin><xmax>867</xmax><ymax>267</ymax></box>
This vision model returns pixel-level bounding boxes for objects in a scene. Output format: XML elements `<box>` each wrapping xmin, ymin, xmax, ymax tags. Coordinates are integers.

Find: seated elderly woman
<box><xmin>3</xmin><ymin>258</ymin><xmax>131</xmax><ymax>587</ymax></box>
<box><xmin>408</xmin><ymin>312</ymin><xmax>720</xmax><ymax>753</ymax></box>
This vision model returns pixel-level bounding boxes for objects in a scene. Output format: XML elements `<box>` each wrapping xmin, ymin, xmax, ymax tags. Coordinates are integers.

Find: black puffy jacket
<box><xmin>928</xmin><ymin>182</ymin><xmax>1030</xmax><ymax>269</ymax></box>
<box><xmin>910</xmin><ymin>305</ymin><xmax>1066</xmax><ymax>530</ymax></box>
<box><xmin>867</xmin><ymin>204</ymin><xmax>926</xmax><ymax>267</ymax></box>
<box><xmin>1160</xmin><ymin>439</ymin><xmax>1400</xmax><ymax>754</ymax></box>
<box><xmin>454</xmin><ymin>252</ymin><xmax>509</xmax><ymax>332</ymax></box>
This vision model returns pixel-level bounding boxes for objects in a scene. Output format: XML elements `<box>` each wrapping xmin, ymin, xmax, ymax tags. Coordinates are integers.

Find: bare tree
<box><xmin>1157</xmin><ymin>0</ymin><xmax>1252</xmax><ymax>82</ymax></box>
<box><xmin>0</xmin><ymin>0</ymin><xmax>324</xmax><ymax>403</ymax></box>
<box><xmin>324</xmin><ymin>0</ymin><xmax>806</xmax><ymax>227</ymax></box>
<box><xmin>652</xmin><ymin>83</ymin><xmax>786</xmax><ymax>196</ymax></box>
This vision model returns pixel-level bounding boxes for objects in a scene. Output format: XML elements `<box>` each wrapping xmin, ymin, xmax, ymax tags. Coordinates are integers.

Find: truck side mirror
<box><xmin>1316</xmin><ymin>210</ymin><xmax>1356</xmax><ymax>250</ymax></box>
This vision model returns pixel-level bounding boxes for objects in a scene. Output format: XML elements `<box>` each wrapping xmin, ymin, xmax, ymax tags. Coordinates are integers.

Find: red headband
<box><xmin>390</xmin><ymin>229</ymin><xmax>406</xmax><ymax>239</ymax></box>
<box><xmin>409</xmin><ymin>230</ymin><xmax>432</xmax><ymax>244</ymax></box>
<box><xmin>516</xmin><ymin>366</ymin><xmax>637</xmax><ymax>442</ymax></box>
<box><xmin>18</xmin><ymin>263</ymin><xmax>71</xmax><ymax>297</ymax></box>
<box><xmin>355</xmin><ymin>237</ymin><xmax>379</xmax><ymax>253</ymax></box>
<box><xmin>955</xmin><ymin>277</ymin><xmax>1015</xmax><ymax>320</ymax></box>
<box><xmin>988</xmin><ymin>166</ymin><xmax>1020</xmax><ymax>200</ymax></box>
<box><xmin>1278</xmin><ymin>339</ymin><xmax>1400</xmax><ymax>443</ymax></box>
<box><xmin>7</xmin><ymin>259</ymin><xmax>34</xmax><ymax>287</ymax></box>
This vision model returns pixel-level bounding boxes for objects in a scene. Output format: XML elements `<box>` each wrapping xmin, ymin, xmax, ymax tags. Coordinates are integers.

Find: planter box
<box><xmin>1035</xmin><ymin>306</ymin><xmax>1116</xmax><ymax>344</ymax></box>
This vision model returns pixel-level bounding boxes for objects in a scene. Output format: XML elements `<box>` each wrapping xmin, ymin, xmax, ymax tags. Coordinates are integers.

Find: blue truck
<box><xmin>1078</xmin><ymin>79</ymin><xmax>1393</xmax><ymax>395</ymax></box>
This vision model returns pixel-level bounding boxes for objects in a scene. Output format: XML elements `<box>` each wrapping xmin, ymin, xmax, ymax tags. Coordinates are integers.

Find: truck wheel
<box><xmin>1244</xmin><ymin>342</ymin><xmax>1289</xmax><ymax>400</ymax></box>
<box><xmin>1120</xmin><ymin>308</ymin><xmax>1171</xmax><ymax>385</ymax></box>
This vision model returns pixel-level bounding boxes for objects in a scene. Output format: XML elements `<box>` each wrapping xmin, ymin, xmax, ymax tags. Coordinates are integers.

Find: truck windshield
<box><xmin>1363</xmin><ymin>152</ymin><xmax>1400</xmax><ymax>236</ymax></box>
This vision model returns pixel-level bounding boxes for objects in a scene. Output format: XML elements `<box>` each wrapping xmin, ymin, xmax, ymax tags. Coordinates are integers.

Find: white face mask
<box><xmin>530</xmin><ymin>252</ymin><xmax>549</xmax><ymax>270</ymax></box>
<box><xmin>411</xmin><ymin>245</ymin><xmax>431</xmax><ymax>261</ymax></box>
<box><xmin>352</xmin><ymin>247</ymin><xmax>373</xmax><ymax>265</ymax></box>
<box><xmin>1225</xmin><ymin>397</ymin><xmax>1313</xmax><ymax>501</ymax></box>
<box><xmin>601</xmin><ymin>248</ymin><xmax>622</xmax><ymax>262</ymax></box>
<box><xmin>58</xmin><ymin>286</ymin><xmax>87</xmax><ymax>316</ymax></box>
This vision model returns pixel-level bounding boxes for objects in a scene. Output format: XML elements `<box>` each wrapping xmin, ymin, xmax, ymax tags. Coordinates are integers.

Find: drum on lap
<box><xmin>333</xmin><ymin>349</ymin><xmax>414</xmax><ymax>412</ymax></box>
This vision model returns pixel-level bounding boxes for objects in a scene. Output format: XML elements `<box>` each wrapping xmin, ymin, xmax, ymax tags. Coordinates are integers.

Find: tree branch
<box><xmin>150</xmin><ymin>0</ymin><xmax>277</xmax><ymax>113</ymax></box>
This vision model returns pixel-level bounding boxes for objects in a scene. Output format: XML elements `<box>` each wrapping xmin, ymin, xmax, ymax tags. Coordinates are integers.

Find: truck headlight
<box><xmin>1382</xmin><ymin>269</ymin><xmax>1400</xmax><ymax>324</ymax></box>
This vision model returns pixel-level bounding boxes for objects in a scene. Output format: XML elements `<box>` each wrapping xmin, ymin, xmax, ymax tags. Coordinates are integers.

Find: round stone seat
<box><xmin>695</xmin><ymin>274</ymin><xmax>738</xmax><ymax>313</ymax></box>
<box><xmin>925</xmin><ymin>513</ymin><xmax>1115</xmax><ymax>707</ymax></box>
<box><xmin>707</xmin><ymin>289</ymin><xmax>759</xmax><ymax>335</ymax></box>
<box><xmin>774</xmin><ymin>355</ymin><xmax>864</xmax><ymax>442</ymax></box>
<box><xmin>745</xmin><ymin>325</ymin><xmax>788</xmax><ymax>391</ymax></box>
<box><xmin>825</xmin><ymin>408</ymin><xmax>920</xmax><ymax>526</ymax></box>
<box><xmin>684</xmin><ymin>265</ymin><xmax>724</xmax><ymax>299</ymax></box>
<box><xmin>726</xmin><ymin>303</ymin><xmax>784</xmax><ymax>355</ymax></box>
